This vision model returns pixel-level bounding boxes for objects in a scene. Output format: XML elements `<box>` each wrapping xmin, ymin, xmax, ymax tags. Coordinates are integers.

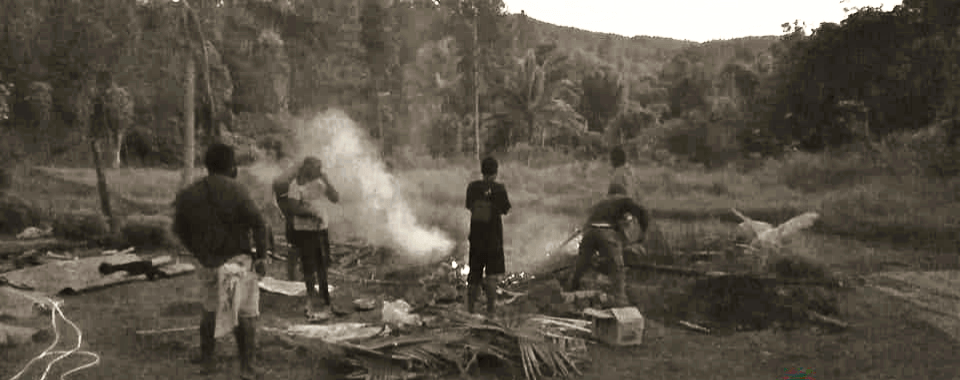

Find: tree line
<box><xmin>0</xmin><ymin>0</ymin><xmax>956</xmax><ymax>171</ymax></box>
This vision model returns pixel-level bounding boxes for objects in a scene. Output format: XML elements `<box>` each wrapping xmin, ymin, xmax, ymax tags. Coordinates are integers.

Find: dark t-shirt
<box><xmin>585</xmin><ymin>196</ymin><xmax>650</xmax><ymax>234</ymax></box>
<box><xmin>465</xmin><ymin>179</ymin><xmax>511</xmax><ymax>242</ymax></box>
<box><xmin>173</xmin><ymin>174</ymin><xmax>268</xmax><ymax>268</ymax></box>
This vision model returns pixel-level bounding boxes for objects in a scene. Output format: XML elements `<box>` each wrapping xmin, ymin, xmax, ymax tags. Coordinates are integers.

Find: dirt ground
<box><xmin>3</xmin><ymin>244</ymin><xmax>960</xmax><ymax>380</ymax></box>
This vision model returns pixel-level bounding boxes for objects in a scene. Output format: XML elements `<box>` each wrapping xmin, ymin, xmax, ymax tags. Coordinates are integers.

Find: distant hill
<box><xmin>516</xmin><ymin>13</ymin><xmax>777</xmax><ymax>72</ymax></box>
<box><xmin>664</xmin><ymin>35</ymin><xmax>780</xmax><ymax>79</ymax></box>
<box><xmin>517</xmin><ymin>14</ymin><xmax>696</xmax><ymax>75</ymax></box>
<box><xmin>508</xmin><ymin>13</ymin><xmax>779</xmax><ymax>107</ymax></box>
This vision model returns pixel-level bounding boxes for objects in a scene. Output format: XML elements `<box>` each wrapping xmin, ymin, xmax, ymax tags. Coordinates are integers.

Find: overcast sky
<box><xmin>501</xmin><ymin>0</ymin><xmax>890</xmax><ymax>42</ymax></box>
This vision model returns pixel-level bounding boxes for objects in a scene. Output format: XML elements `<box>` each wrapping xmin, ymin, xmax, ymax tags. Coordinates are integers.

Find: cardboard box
<box><xmin>591</xmin><ymin>307</ymin><xmax>645</xmax><ymax>346</ymax></box>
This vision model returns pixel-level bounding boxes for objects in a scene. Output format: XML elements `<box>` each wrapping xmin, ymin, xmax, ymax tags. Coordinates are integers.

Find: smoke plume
<box><xmin>246</xmin><ymin>109</ymin><xmax>454</xmax><ymax>265</ymax></box>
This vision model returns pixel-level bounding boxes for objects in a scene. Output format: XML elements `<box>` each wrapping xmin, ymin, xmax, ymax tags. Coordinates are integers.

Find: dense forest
<box><xmin>0</xmin><ymin>0</ymin><xmax>958</xmax><ymax>173</ymax></box>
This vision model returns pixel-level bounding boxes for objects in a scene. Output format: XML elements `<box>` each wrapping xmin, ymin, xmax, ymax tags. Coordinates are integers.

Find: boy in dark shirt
<box><xmin>465</xmin><ymin>157</ymin><xmax>511</xmax><ymax>314</ymax></box>
<box><xmin>569</xmin><ymin>183</ymin><xmax>649</xmax><ymax>307</ymax></box>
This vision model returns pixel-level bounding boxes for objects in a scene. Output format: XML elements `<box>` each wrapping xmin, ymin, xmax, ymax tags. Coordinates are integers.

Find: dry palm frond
<box><xmin>529</xmin><ymin>317</ymin><xmax>592</xmax><ymax>333</ymax></box>
<box><xmin>458</xmin><ymin>316</ymin><xmax>584</xmax><ymax>380</ymax></box>
<box><xmin>459</xmin><ymin>336</ymin><xmax>514</xmax><ymax>363</ymax></box>
<box><xmin>392</xmin><ymin>342</ymin><xmax>461</xmax><ymax>369</ymax></box>
<box><xmin>515</xmin><ymin>319</ymin><xmax>582</xmax><ymax>380</ymax></box>
<box><xmin>339</xmin><ymin>313</ymin><xmax>585</xmax><ymax>380</ymax></box>
<box><xmin>346</xmin><ymin>357</ymin><xmax>423</xmax><ymax>380</ymax></box>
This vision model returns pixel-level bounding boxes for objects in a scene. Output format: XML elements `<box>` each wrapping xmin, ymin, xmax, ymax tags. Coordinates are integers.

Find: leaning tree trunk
<box><xmin>90</xmin><ymin>137</ymin><xmax>118</xmax><ymax>234</ymax></box>
<box><xmin>455</xmin><ymin>116</ymin><xmax>463</xmax><ymax>156</ymax></box>
<box><xmin>540</xmin><ymin>120</ymin><xmax>547</xmax><ymax>148</ymax></box>
<box><xmin>181</xmin><ymin>54</ymin><xmax>196</xmax><ymax>189</ymax></box>
<box><xmin>184</xmin><ymin>0</ymin><xmax>218</xmax><ymax>144</ymax></box>
<box><xmin>376</xmin><ymin>78</ymin><xmax>384</xmax><ymax>153</ymax></box>
<box><xmin>473</xmin><ymin>12</ymin><xmax>481</xmax><ymax>161</ymax></box>
<box><xmin>112</xmin><ymin>130</ymin><xmax>124</xmax><ymax>169</ymax></box>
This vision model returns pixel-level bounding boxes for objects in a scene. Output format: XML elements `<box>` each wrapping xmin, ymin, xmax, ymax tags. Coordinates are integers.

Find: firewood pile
<box><xmin>334</xmin><ymin>310</ymin><xmax>589</xmax><ymax>380</ymax></box>
<box><xmin>267</xmin><ymin>238</ymin><xmax>590</xmax><ymax>380</ymax></box>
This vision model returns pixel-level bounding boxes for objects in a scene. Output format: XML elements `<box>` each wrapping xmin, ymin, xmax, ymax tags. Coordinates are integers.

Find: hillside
<box><xmin>523</xmin><ymin>15</ymin><xmax>697</xmax><ymax>68</ymax></box>
<box><xmin>0</xmin><ymin>0</ymin><xmax>801</xmax><ymax>169</ymax></box>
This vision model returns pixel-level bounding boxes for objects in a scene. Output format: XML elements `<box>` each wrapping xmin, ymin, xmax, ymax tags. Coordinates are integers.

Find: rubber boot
<box><xmin>286</xmin><ymin>247</ymin><xmax>299</xmax><ymax>281</ymax></box>
<box><xmin>318</xmin><ymin>276</ymin><xmax>331</xmax><ymax>307</ymax></box>
<box><xmin>303</xmin><ymin>276</ymin><xmax>318</xmax><ymax>315</ymax></box>
<box><xmin>466</xmin><ymin>284</ymin><xmax>481</xmax><ymax>314</ymax></box>
<box><xmin>612</xmin><ymin>270</ymin><xmax>630</xmax><ymax>307</ymax></box>
<box><xmin>318</xmin><ymin>231</ymin><xmax>332</xmax><ymax>306</ymax></box>
<box><xmin>190</xmin><ymin>311</ymin><xmax>217</xmax><ymax>374</ymax></box>
<box><xmin>483</xmin><ymin>278</ymin><xmax>498</xmax><ymax>315</ymax></box>
<box><xmin>236</xmin><ymin>317</ymin><xmax>265</xmax><ymax>380</ymax></box>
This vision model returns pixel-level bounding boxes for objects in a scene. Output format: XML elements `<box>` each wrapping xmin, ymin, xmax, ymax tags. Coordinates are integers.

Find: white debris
<box><xmin>381</xmin><ymin>300</ymin><xmax>422</xmax><ymax>327</ymax></box>
<box><xmin>101</xmin><ymin>247</ymin><xmax>135</xmax><ymax>256</ymax></box>
<box><xmin>16</xmin><ymin>226</ymin><xmax>53</xmax><ymax>240</ymax></box>
<box><xmin>731</xmin><ymin>208</ymin><xmax>820</xmax><ymax>249</ymax></box>
<box><xmin>282</xmin><ymin>323</ymin><xmax>390</xmax><ymax>343</ymax></box>
<box><xmin>259</xmin><ymin>276</ymin><xmax>335</xmax><ymax>297</ymax></box>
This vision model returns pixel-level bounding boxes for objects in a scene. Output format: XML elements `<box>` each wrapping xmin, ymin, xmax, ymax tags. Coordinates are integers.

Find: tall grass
<box><xmin>12</xmin><ymin>125</ymin><xmax>960</xmax><ymax>268</ymax></box>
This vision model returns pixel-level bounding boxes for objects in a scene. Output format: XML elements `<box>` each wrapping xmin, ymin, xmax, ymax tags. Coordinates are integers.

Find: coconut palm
<box><xmin>494</xmin><ymin>48</ymin><xmax>585</xmax><ymax>149</ymax></box>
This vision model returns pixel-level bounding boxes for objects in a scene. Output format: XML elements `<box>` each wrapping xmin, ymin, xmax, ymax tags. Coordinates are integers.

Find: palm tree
<box><xmin>405</xmin><ymin>37</ymin><xmax>462</xmax><ymax>153</ymax></box>
<box><xmin>494</xmin><ymin>48</ymin><xmax>585</xmax><ymax>149</ymax></box>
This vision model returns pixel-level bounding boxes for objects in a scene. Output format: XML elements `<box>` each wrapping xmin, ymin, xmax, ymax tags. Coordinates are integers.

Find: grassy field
<box><xmin>15</xmin><ymin>145</ymin><xmax>960</xmax><ymax>270</ymax></box>
<box><xmin>4</xmin><ymin>147</ymin><xmax>960</xmax><ymax>380</ymax></box>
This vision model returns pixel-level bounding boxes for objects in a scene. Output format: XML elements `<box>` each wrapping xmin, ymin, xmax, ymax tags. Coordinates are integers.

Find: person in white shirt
<box><xmin>271</xmin><ymin>156</ymin><xmax>339</xmax><ymax>317</ymax></box>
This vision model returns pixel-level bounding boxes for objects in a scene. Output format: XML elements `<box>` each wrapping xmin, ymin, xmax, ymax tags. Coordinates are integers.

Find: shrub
<box><xmin>52</xmin><ymin>209</ymin><xmax>109</xmax><ymax>241</ymax></box>
<box><xmin>0</xmin><ymin>167</ymin><xmax>9</xmax><ymax>192</ymax></box>
<box><xmin>663</xmin><ymin>119</ymin><xmax>741</xmax><ymax>169</ymax></box>
<box><xmin>769</xmin><ymin>254</ymin><xmax>830</xmax><ymax>280</ymax></box>
<box><xmin>119</xmin><ymin>214</ymin><xmax>177</xmax><ymax>248</ymax></box>
<box><xmin>0</xmin><ymin>194</ymin><xmax>45</xmax><ymax>234</ymax></box>
<box><xmin>0</xmin><ymin>128</ymin><xmax>25</xmax><ymax>166</ymax></box>
<box><xmin>257</xmin><ymin>135</ymin><xmax>288</xmax><ymax>160</ymax></box>
<box><xmin>773</xmin><ymin>151</ymin><xmax>877</xmax><ymax>193</ymax></box>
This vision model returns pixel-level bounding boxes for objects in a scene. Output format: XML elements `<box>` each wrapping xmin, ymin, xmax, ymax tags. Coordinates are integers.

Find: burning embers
<box><xmin>450</xmin><ymin>260</ymin><xmax>470</xmax><ymax>277</ymax></box>
<box><xmin>449</xmin><ymin>259</ymin><xmax>534</xmax><ymax>287</ymax></box>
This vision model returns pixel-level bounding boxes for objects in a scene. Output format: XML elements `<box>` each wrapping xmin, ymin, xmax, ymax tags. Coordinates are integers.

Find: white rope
<box><xmin>7</xmin><ymin>294</ymin><xmax>100</xmax><ymax>380</ymax></box>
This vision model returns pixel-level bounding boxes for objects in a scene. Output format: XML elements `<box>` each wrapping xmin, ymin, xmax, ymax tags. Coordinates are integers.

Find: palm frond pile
<box><xmin>337</xmin><ymin>311</ymin><xmax>590</xmax><ymax>380</ymax></box>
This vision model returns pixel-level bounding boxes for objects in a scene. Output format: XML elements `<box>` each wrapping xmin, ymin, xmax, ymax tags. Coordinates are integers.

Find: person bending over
<box><xmin>569</xmin><ymin>183</ymin><xmax>649</xmax><ymax>307</ymax></box>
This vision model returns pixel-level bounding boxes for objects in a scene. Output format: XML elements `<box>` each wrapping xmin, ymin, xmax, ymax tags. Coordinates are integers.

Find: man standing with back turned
<box><xmin>173</xmin><ymin>143</ymin><xmax>270</xmax><ymax>380</ymax></box>
<box><xmin>465</xmin><ymin>157</ymin><xmax>511</xmax><ymax>315</ymax></box>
